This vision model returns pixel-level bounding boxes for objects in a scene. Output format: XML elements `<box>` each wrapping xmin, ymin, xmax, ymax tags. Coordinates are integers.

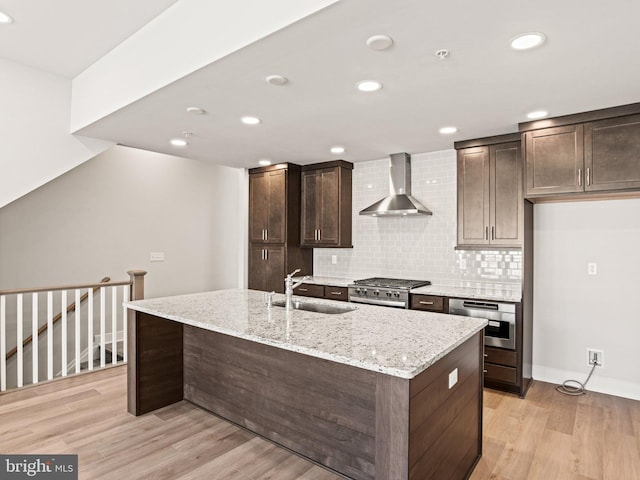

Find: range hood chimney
<box><xmin>359</xmin><ymin>152</ymin><xmax>433</xmax><ymax>216</ymax></box>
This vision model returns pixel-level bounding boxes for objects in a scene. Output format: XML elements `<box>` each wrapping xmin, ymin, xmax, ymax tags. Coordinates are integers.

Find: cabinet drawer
<box><xmin>296</xmin><ymin>283</ymin><xmax>324</xmax><ymax>298</ymax></box>
<box><xmin>484</xmin><ymin>363</ymin><xmax>517</xmax><ymax>384</ymax></box>
<box><xmin>484</xmin><ymin>346</ymin><xmax>517</xmax><ymax>367</ymax></box>
<box><xmin>410</xmin><ymin>294</ymin><xmax>445</xmax><ymax>312</ymax></box>
<box><xmin>324</xmin><ymin>286</ymin><xmax>348</xmax><ymax>302</ymax></box>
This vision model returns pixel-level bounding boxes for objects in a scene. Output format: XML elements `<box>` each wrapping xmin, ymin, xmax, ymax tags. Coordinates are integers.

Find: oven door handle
<box><xmin>349</xmin><ymin>297</ymin><xmax>406</xmax><ymax>308</ymax></box>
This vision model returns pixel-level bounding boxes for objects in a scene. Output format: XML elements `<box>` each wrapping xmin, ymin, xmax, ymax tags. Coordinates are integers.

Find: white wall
<box><xmin>0</xmin><ymin>145</ymin><xmax>245</xmax><ymax>298</ymax></box>
<box><xmin>0</xmin><ymin>58</ymin><xmax>113</xmax><ymax>208</ymax></box>
<box><xmin>70</xmin><ymin>0</ymin><xmax>339</xmax><ymax>131</ymax></box>
<box><xmin>533</xmin><ymin>199</ymin><xmax>640</xmax><ymax>400</ymax></box>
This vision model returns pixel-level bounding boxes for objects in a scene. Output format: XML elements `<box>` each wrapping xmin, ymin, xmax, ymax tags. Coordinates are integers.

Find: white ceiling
<box><xmin>3</xmin><ymin>0</ymin><xmax>640</xmax><ymax>168</ymax></box>
<box><xmin>0</xmin><ymin>0</ymin><xmax>178</xmax><ymax>77</ymax></box>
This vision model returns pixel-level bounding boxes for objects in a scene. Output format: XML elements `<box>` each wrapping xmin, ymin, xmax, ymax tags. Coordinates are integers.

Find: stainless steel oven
<box><xmin>449</xmin><ymin>298</ymin><xmax>516</xmax><ymax>349</ymax></box>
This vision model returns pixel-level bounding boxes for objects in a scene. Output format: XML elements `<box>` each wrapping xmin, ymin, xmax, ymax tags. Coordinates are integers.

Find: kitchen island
<box><xmin>125</xmin><ymin>289</ymin><xmax>487</xmax><ymax>480</ymax></box>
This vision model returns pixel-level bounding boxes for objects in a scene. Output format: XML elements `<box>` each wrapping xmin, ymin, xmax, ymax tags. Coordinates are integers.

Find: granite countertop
<box><xmin>125</xmin><ymin>288</ymin><xmax>486</xmax><ymax>379</ymax></box>
<box><xmin>411</xmin><ymin>284</ymin><xmax>522</xmax><ymax>302</ymax></box>
<box><xmin>296</xmin><ymin>275</ymin><xmax>522</xmax><ymax>302</ymax></box>
<box><xmin>293</xmin><ymin>275</ymin><xmax>355</xmax><ymax>287</ymax></box>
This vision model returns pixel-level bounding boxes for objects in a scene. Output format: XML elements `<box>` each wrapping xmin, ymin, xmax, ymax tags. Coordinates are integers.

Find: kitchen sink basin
<box><xmin>271</xmin><ymin>300</ymin><xmax>357</xmax><ymax>315</ymax></box>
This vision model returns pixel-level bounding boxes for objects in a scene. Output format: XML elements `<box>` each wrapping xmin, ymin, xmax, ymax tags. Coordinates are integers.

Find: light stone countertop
<box><xmin>411</xmin><ymin>284</ymin><xmax>522</xmax><ymax>302</ymax></box>
<box><xmin>296</xmin><ymin>276</ymin><xmax>522</xmax><ymax>302</ymax></box>
<box><xmin>125</xmin><ymin>288</ymin><xmax>486</xmax><ymax>379</ymax></box>
<box><xmin>293</xmin><ymin>275</ymin><xmax>355</xmax><ymax>287</ymax></box>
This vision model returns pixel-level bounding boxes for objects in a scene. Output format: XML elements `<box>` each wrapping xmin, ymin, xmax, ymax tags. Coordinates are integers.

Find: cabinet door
<box><xmin>249</xmin><ymin>173</ymin><xmax>268</xmax><ymax>243</ymax></box>
<box><xmin>248</xmin><ymin>244</ymin><xmax>267</xmax><ymax>291</ymax></box>
<box><xmin>300</xmin><ymin>170</ymin><xmax>319</xmax><ymax>244</ymax></box>
<box><xmin>317</xmin><ymin>168</ymin><xmax>340</xmax><ymax>245</ymax></box>
<box><xmin>265</xmin><ymin>169</ymin><xmax>286</xmax><ymax>243</ymax></box>
<box><xmin>524</xmin><ymin>124</ymin><xmax>584</xmax><ymax>196</ymax></box>
<box><xmin>490</xmin><ymin>142</ymin><xmax>523</xmax><ymax>246</ymax></box>
<box><xmin>585</xmin><ymin>114</ymin><xmax>640</xmax><ymax>192</ymax></box>
<box><xmin>248</xmin><ymin>245</ymin><xmax>285</xmax><ymax>293</ymax></box>
<box><xmin>264</xmin><ymin>246</ymin><xmax>285</xmax><ymax>293</ymax></box>
<box><xmin>457</xmin><ymin>147</ymin><xmax>490</xmax><ymax>245</ymax></box>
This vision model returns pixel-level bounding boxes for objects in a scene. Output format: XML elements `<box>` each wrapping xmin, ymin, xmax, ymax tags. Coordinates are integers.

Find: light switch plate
<box><xmin>150</xmin><ymin>252</ymin><xmax>165</xmax><ymax>262</ymax></box>
<box><xmin>448</xmin><ymin>368</ymin><xmax>458</xmax><ymax>389</ymax></box>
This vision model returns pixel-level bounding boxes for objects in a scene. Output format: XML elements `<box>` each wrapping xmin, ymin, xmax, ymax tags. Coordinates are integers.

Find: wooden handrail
<box><xmin>0</xmin><ymin>278</ymin><xmax>131</xmax><ymax>296</ymax></box>
<box><xmin>4</xmin><ymin>276</ymin><xmax>113</xmax><ymax>362</ymax></box>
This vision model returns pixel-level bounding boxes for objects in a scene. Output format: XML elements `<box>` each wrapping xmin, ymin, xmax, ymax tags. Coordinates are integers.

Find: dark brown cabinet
<box><xmin>522</xmin><ymin>106</ymin><xmax>640</xmax><ymax>199</ymax></box>
<box><xmin>296</xmin><ymin>283</ymin><xmax>349</xmax><ymax>302</ymax></box>
<box><xmin>410</xmin><ymin>294</ymin><xmax>446</xmax><ymax>313</ymax></box>
<box><xmin>248</xmin><ymin>164</ymin><xmax>312</xmax><ymax>293</ymax></box>
<box><xmin>300</xmin><ymin>161</ymin><xmax>353</xmax><ymax>248</ymax></box>
<box><xmin>249</xmin><ymin>169</ymin><xmax>286</xmax><ymax>243</ymax></box>
<box><xmin>456</xmin><ymin>135</ymin><xmax>523</xmax><ymax>248</ymax></box>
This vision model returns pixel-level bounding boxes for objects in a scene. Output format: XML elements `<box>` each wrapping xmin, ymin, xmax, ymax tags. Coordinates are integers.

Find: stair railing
<box><xmin>0</xmin><ymin>270</ymin><xmax>146</xmax><ymax>392</ymax></box>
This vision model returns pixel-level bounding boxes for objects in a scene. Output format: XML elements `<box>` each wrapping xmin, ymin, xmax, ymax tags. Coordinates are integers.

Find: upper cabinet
<box><xmin>456</xmin><ymin>134</ymin><xmax>523</xmax><ymax>248</ymax></box>
<box><xmin>521</xmin><ymin>103</ymin><xmax>640</xmax><ymax>200</ymax></box>
<box><xmin>249</xmin><ymin>168</ymin><xmax>286</xmax><ymax>243</ymax></box>
<box><xmin>300</xmin><ymin>160</ymin><xmax>353</xmax><ymax>248</ymax></box>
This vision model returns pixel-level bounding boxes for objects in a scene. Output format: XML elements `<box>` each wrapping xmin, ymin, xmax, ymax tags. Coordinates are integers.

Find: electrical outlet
<box><xmin>587</xmin><ymin>348</ymin><xmax>604</xmax><ymax>367</ymax></box>
<box><xmin>150</xmin><ymin>251</ymin><xmax>165</xmax><ymax>262</ymax></box>
<box><xmin>331</xmin><ymin>255</ymin><xmax>337</xmax><ymax>265</ymax></box>
<box><xmin>587</xmin><ymin>262</ymin><xmax>598</xmax><ymax>275</ymax></box>
<box><xmin>448</xmin><ymin>368</ymin><xmax>458</xmax><ymax>389</ymax></box>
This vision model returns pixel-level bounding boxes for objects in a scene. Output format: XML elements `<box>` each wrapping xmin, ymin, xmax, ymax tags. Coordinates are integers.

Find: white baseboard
<box><xmin>533</xmin><ymin>364</ymin><xmax>640</xmax><ymax>401</ymax></box>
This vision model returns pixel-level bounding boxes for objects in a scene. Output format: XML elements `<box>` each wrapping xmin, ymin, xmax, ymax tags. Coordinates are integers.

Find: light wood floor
<box><xmin>1</xmin><ymin>366</ymin><xmax>639</xmax><ymax>480</ymax></box>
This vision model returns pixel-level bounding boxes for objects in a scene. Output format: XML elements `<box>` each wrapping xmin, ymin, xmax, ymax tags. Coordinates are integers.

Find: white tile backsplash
<box><xmin>314</xmin><ymin>149</ymin><xmax>522</xmax><ymax>287</ymax></box>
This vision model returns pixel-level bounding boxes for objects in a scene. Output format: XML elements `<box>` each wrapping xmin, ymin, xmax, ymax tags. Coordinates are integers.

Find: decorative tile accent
<box><xmin>314</xmin><ymin>149</ymin><xmax>522</xmax><ymax>288</ymax></box>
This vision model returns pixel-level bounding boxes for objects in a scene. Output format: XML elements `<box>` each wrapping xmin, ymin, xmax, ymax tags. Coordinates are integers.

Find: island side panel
<box><xmin>375</xmin><ymin>375</ymin><xmax>410</xmax><ymax>479</ymax></box>
<box><xmin>127</xmin><ymin>311</ymin><xmax>184</xmax><ymax>416</ymax></box>
<box><xmin>183</xmin><ymin>324</ymin><xmax>377</xmax><ymax>480</ymax></box>
<box><xmin>407</xmin><ymin>332</ymin><xmax>483</xmax><ymax>480</ymax></box>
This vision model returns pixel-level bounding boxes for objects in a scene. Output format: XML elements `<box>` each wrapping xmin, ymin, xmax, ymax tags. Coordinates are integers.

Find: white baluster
<box><xmin>111</xmin><ymin>286</ymin><xmax>117</xmax><ymax>365</ymax></box>
<box><xmin>75</xmin><ymin>289</ymin><xmax>81</xmax><ymax>374</ymax></box>
<box><xmin>47</xmin><ymin>291</ymin><xmax>53</xmax><ymax>380</ymax></box>
<box><xmin>87</xmin><ymin>288</ymin><xmax>93</xmax><ymax>371</ymax></box>
<box><xmin>61</xmin><ymin>290</ymin><xmax>67</xmax><ymax>377</ymax></box>
<box><xmin>122</xmin><ymin>286</ymin><xmax>129</xmax><ymax>362</ymax></box>
<box><xmin>100</xmin><ymin>287</ymin><xmax>105</xmax><ymax>368</ymax></box>
<box><xmin>1</xmin><ymin>295</ymin><xmax>6</xmax><ymax>391</ymax></box>
<box><xmin>32</xmin><ymin>293</ymin><xmax>38</xmax><ymax>384</ymax></box>
<box><xmin>17</xmin><ymin>293</ymin><xmax>23</xmax><ymax>387</ymax></box>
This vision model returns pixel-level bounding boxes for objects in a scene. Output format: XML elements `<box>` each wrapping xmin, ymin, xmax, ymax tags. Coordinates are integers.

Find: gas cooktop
<box><xmin>351</xmin><ymin>277</ymin><xmax>431</xmax><ymax>290</ymax></box>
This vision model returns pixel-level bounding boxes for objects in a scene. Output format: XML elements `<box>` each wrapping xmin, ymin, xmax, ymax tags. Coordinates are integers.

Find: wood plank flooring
<box><xmin>1</xmin><ymin>366</ymin><xmax>639</xmax><ymax>480</ymax></box>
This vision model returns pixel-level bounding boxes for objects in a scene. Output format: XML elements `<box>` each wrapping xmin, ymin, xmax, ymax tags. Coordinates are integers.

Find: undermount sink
<box><xmin>271</xmin><ymin>300</ymin><xmax>357</xmax><ymax>315</ymax></box>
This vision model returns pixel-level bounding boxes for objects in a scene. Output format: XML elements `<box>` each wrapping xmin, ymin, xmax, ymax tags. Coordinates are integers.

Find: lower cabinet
<box><xmin>410</xmin><ymin>294</ymin><xmax>447</xmax><ymax>313</ymax></box>
<box><xmin>296</xmin><ymin>283</ymin><xmax>349</xmax><ymax>302</ymax></box>
<box><xmin>483</xmin><ymin>346</ymin><xmax>518</xmax><ymax>385</ymax></box>
<box><xmin>249</xmin><ymin>245</ymin><xmax>285</xmax><ymax>293</ymax></box>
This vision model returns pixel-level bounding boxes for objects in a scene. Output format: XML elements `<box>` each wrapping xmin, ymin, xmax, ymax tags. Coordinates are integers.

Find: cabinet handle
<box><xmin>491</xmin><ymin>226</ymin><xmax>495</xmax><ymax>240</ymax></box>
<box><xmin>485</xmin><ymin>226</ymin><xmax>489</xmax><ymax>240</ymax></box>
<box><xmin>483</xmin><ymin>354</ymin><xmax>488</xmax><ymax>357</ymax></box>
<box><xmin>317</xmin><ymin>229</ymin><xmax>321</xmax><ymax>241</ymax></box>
<box><xmin>578</xmin><ymin>168</ymin><xmax>582</xmax><ymax>187</ymax></box>
<box><xmin>265</xmin><ymin>229</ymin><xmax>268</xmax><ymax>241</ymax></box>
<box><xmin>329</xmin><ymin>291</ymin><xmax>342</xmax><ymax>296</ymax></box>
<box><xmin>264</xmin><ymin>249</ymin><xmax>268</xmax><ymax>260</ymax></box>
<box><xmin>586</xmin><ymin>167</ymin><xmax>591</xmax><ymax>186</ymax></box>
<box><xmin>299</xmin><ymin>288</ymin><xmax>308</xmax><ymax>292</ymax></box>
<box><xmin>419</xmin><ymin>301</ymin><xmax>435</xmax><ymax>305</ymax></box>
<box><xmin>483</xmin><ymin>370</ymin><xmax>488</xmax><ymax>373</ymax></box>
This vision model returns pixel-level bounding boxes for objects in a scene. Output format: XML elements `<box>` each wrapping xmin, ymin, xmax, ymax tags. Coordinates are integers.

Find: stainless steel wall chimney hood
<box><xmin>359</xmin><ymin>152</ymin><xmax>433</xmax><ymax>216</ymax></box>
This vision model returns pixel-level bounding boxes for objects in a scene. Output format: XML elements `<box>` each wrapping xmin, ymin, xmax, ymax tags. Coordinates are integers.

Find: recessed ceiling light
<box><xmin>170</xmin><ymin>138</ymin><xmax>188</xmax><ymax>147</ymax></box>
<box><xmin>366</xmin><ymin>35</ymin><xmax>393</xmax><ymax>51</ymax></box>
<box><xmin>510</xmin><ymin>32</ymin><xmax>546</xmax><ymax>50</ymax></box>
<box><xmin>186</xmin><ymin>106</ymin><xmax>206</xmax><ymax>115</ymax></box>
<box><xmin>439</xmin><ymin>126</ymin><xmax>458</xmax><ymax>135</ymax></box>
<box><xmin>241</xmin><ymin>116</ymin><xmax>261</xmax><ymax>125</ymax></box>
<box><xmin>265</xmin><ymin>75</ymin><xmax>288</xmax><ymax>86</ymax></box>
<box><xmin>0</xmin><ymin>10</ymin><xmax>13</xmax><ymax>24</ymax></box>
<box><xmin>258</xmin><ymin>159</ymin><xmax>272</xmax><ymax>166</ymax></box>
<box><xmin>526</xmin><ymin>110</ymin><xmax>549</xmax><ymax>119</ymax></box>
<box><xmin>330</xmin><ymin>146</ymin><xmax>345</xmax><ymax>154</ymax></box>
<box><xmin>356</xmin><ymin>80</ymin><xmax>383</xmax><ymax>92</ymax></box>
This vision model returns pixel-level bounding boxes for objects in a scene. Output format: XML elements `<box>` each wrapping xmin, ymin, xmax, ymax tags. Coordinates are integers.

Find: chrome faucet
<box><xmin>284</xmin><ymin>269</ymin><xmax>309</xmax><ymax>310</ymax></box>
